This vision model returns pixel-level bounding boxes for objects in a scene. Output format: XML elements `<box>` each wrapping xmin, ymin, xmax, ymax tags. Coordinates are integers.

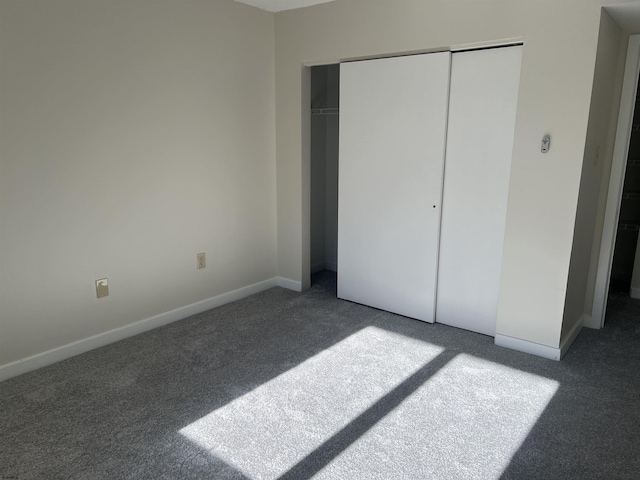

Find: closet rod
<box><xmin>311</xmin><ymin>107</ymin><xmax>339</xmax><ymax>116</ymax></box>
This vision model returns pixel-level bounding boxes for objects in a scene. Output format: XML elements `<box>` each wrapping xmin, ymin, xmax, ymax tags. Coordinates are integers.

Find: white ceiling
<box><xmin>605</xmin><ymin>1</ymin><xmax>640</xmax><ymax>33</ymax></box>
<box><xmin>234</xmin><ymin>0</ymin><xmax>336</xmax><ymax>13</ymax></box>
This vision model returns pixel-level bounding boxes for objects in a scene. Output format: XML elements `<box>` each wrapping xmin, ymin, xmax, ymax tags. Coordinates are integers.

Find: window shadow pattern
<box><xmin>277</xmin><ymin>350</ymin><xmax>456</xmax><ymax>480</ymax></box>
<box><xmin>1</xmin><ymin>272</ymin><xmax>639</xmax><ymax>479</ymax></box>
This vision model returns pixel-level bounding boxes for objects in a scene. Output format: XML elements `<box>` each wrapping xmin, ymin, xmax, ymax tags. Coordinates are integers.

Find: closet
<box><xmin>310</xmin><ymin>65</ymin><xmax>339</xmax><ymax>275</ymax></box>
<box><xmin>338</xmin><ymin>46</ymin><xmax>522</xmax><ymax>336</ymax></box>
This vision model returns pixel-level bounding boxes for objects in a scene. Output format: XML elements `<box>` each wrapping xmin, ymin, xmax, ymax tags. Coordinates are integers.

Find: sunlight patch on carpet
<box><xmin>316</xmin><ymin>353</ymin><xmax>560</xmax><ymax>479</ymax></box>
<box><xmin>179</xmin><ymin>326</ymin><xmax>444</xmax><ymax>479</ymax></box>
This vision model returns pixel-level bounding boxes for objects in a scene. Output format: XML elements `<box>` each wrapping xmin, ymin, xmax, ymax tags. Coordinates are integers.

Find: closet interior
<box><xmin>310</xmin><ymin>64</ymin><xmax>339</xmax><ymax>278</ymax></box>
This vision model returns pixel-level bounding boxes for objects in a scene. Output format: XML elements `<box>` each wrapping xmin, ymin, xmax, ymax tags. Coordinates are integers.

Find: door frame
<box><xmin>590</xmin><ymin>34</ymin><xmax>640</xmax><ymax>329</ymax></box>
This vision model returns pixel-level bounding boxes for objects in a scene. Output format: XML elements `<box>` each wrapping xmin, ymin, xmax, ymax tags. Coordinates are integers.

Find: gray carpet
<box><xmin>1</xmin><ymin>271</ymin><xmax>639</xmax><ymax>479</ymax></box>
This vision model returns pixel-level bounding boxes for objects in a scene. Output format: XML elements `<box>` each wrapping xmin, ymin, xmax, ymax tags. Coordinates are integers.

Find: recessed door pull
<box><xmin>541</xmin><ymin>135</ymin><xmax>551</xmax><ymax>153</ymax></box>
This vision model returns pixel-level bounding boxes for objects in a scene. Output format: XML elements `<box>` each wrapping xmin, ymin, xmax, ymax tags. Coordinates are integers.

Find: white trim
<box><xmin>277</xmin><ymin>277</ymin><xmax>303</xmax><ymax>292</ymax></box>
<box><xmin>559</xmin><ymin>315</ymin><xmax>584</xmax><ymax>359</ymax></box>
<box><xmin>0</xmin><ymin>277</ymin><xmax>278</xmax><ymax>383</ymax></box>
<box><xmin>590</xmin><ymin>34</ymin><xmax>640</xmax><ymax>329</ymax></box>
<box><xmin>630</xmin><ymin>287</ymin><xmax>640</xmax><ymax>299</ymax></box>
<box><xmin>494</xmin><ymin>334</ymin><xmax>561</xmax><ymax>361</ymax></box>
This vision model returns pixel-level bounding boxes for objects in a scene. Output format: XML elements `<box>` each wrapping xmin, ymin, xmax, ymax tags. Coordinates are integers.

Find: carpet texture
<box><xmin>1</xmin><ymin>272</ymin><xmax>639</xmax><ymax>479</ymax></box>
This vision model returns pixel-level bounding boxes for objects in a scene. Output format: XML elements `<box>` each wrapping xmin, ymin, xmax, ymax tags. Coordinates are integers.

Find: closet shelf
<box><xmin>622</xmin><ymin>193</ymin><xmax>640</xmax><ymax>200</ymax></box>
<box><xmin>311</xmin><ymin>107</ymin><xmax>339</xmax><ymax>116</ymax></box>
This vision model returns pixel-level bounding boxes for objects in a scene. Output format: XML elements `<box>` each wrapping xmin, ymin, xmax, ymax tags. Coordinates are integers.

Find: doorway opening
<box><xmin>309</xmin><ymin>64</ymin><xmax>339</xmax><ymax>286</ymax></box>
<box><xmin>604</xmin><ymin>64</ymin><xmax>640</xmax><ymax>325</ymax></box>
<box><xmin>592</xmin><ymin>34</ymin><xmax>640</xmax><ymax>329</ymax></box>
<box><xmin>609</xmin><ymin>85</ymin><xmax>640</xmax><ymax>297</ymax></box>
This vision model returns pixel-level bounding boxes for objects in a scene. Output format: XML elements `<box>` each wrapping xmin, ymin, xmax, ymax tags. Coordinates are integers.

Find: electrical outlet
<box><xmin>197</xmin><ymin>252</ymin><xmax>206</xmax><ymax>269</ymax></box>
<box><xmin>96</xmin><ymin>278</ymin><xmax>109</xmax><ymax>298</ymax></box>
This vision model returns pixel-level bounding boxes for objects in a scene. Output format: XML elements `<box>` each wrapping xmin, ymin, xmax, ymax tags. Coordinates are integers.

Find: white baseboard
<box><xmin>0</xmin><ymin>277</ymin><xmax>279</xmax><ymax>383</ymax></box>
<box><xmin>494</xmin><ymin>334</ymin><xmax>561</xmax><ymax>361</ymax></box>
<box><xmin>277</xmin><ymin>277</ymin><xmax>303</xmax><ymax>292</ymax></box>
<box><xmin>497</xmin><ymin>319</ymin><xmax>586</xmax><ymax>359</ymax></box>
<box><xmin>559</xmin><ymin>314</ymin><xmax>584</xmax><ymax>359</ymax></box>
<box><xmin>582</xmin><ymin>312</ymin><xmax>600</xmax><ymax>329</ymax></box>
<box><xmin>631</xmin><ymin>287</ymin><xmax>640</xmax><ymax>299</ymax></box>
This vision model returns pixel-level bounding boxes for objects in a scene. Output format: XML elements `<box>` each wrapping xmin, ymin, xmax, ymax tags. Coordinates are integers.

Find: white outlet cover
<box><xmin>96</xmin><ymin>278</ymin><xmax>109</xmax><ymax>298</ymax></box>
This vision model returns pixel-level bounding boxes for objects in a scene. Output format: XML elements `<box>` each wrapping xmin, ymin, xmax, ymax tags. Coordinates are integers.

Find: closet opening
<box><xmin>309</xmin><ymin>64</ymin><xmax>339</xmax><ymax>287</ymax></box>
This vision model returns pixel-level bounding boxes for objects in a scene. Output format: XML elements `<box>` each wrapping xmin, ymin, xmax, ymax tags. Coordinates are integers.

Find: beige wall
<box><xmin>563</xmin><ymin>10</ymin><xmax>625</xmax><ymax>342</ymax></box>
<box><xmin>0</xmin><ymin>0</ymin><xmax>277</xmax><ymax>366</ymax></box>
<box><xmin>275</xmin><ymin>0</ymin><xmax>628</xmax><ymax>348</ymax></box>
<box><xmin>1</xmin><ymin>0</ymin><xmax>635</xmax><ymax>369</ymax></box>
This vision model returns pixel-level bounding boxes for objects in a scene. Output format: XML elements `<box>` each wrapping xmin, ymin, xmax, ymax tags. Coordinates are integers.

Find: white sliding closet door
<box><xmin>338</xmin><ymin>53</ymin><xmax>450</xmax><ymax>322</ymax></box>
<box><xmin>436</xmin><ymin>46</ymin><xmax>523</xmax><ymax>336</ymax></box>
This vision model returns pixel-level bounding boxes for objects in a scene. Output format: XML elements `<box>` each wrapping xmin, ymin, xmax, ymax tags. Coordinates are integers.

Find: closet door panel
<box><xmin>338</xmin><ymin>52</ymin><xmax>450</xmax><ymax>322</ymax></box>
<box><xmin>436</xmin><ymin>46</ymin><xmax>523</xmax><ymax>336</ymax></box>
